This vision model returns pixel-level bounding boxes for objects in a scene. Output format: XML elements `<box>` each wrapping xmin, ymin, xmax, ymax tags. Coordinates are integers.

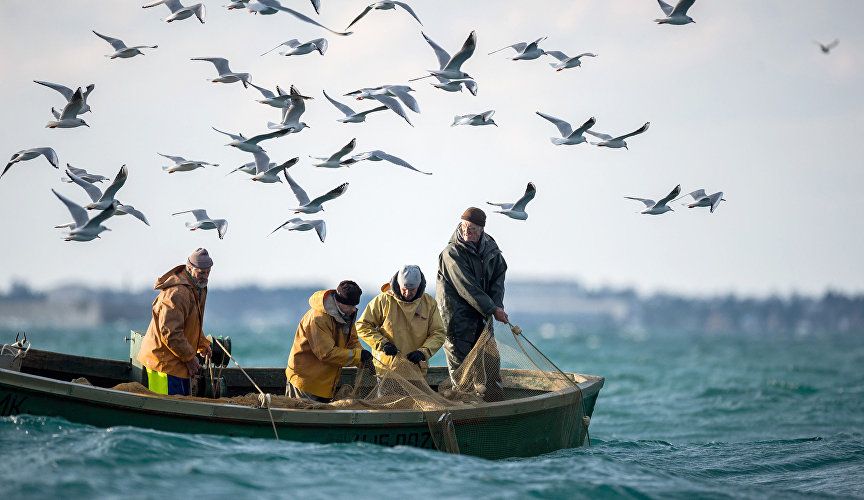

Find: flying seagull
<box><xmin>34</xmin><ymin>81</ymin><xmax>95</xmax><ymax>114</ymax></box>
<box><xmin>191</xmin><ymin>57</ymin><xmax>251</xmax><ymax>88</ymax></box>
<box><xmin>142</xmin><ymin>0</ymin><xmax>206</xmax><ymax>23</ymax></box>
<box><xmin>345</xmin><ymin>85</ymin><xmax>419</xmax><ymax>113</ymax></box>
<box><xmin>341</xmin><ymin>150</ymin><xmax>431</xmax><ymax>175</ymax></box>
<box><xmin>268</xmin><ymin>217</ymin><xmax>326</xmax><ymax>242</ymax></box>
<box><xmin>261</xmin><ymin>38</ymin><xmax>328</xmax><ymax>56</ymax></box>
<box><xmin>250</xmin><ymin>152</ymin><xmax>298</xmax><ymax>182</ymax></box>
<box><xmin>452</xmin><ymin>110</ymin><xmax>496</xmax><ymax>127</ymax></box>
<box><xmin>673</xmin><ymin>189</ymin><xmax>725</xmax><ymax>213</ymax></box>
<box><xmin>2</xmin><ymin>147</ymin><xmax>59</xmax><ymax>179</ymax></box>
<box><xmin>45</xmin><ymin>88</ymin><xmax>89</xmax><ymax>129</ymax></box>
<box><xmin>420</xmin><ymin>32</ymin><xmax>478</xmax><ymax>95</ymax></box>
<box><xmin>411</xmin><ymin>30</ymin><xmax>476</xmax><ymax>81</ymax></box>
<box><xmin>322</xmin><ymin>91</ymin><xmax>388</xmax><ymax>123</ymax></box>
<box><xmin>246</xmin><ymin>0</ymin><xmax>352</xmax><ymax>36</ymax></box>
<box><xmin>52</xmin><ymin>190</ymin><xmax>116</xmax><ymax>242</ymax></box>
<box><xmin>61</xmin><ymin>164</ymin><xmax>109</xmax><ymax>184</ymax></box>
<box><xmin>172</xmin><ymin>209</ymin><xmax>228</xmax><ymax>239</ymax></box>
<box><xmin>536</xmin><ymin>112</ymin><xmax>595</xmax><ymax>145</ymax></box>
<box><xmin>543</xmin><ymin>51</ymin><xmax>597</xmax><ymax>71</ymax></box>
<box><xmin>159</xmin><ymin>153</ymin><xmax>219</xmax><ymax>173</ymax></box>
<box><xmin>311</xmin><ymin>138</ymin><xmax>356</xmax><ymax>168</ymax></box>
<box><xmin>814</xmin><ymin>39</ymin><xmax>839</xmax><ymax>54</ymax></box>
<box><xmin>284</xmin><ymin>171</ymin><xmax>348</xmax><ymax>214</ymax></box>
<box><xmin>266</xmin><ymin>86</ymin><xmax>311</xmax><ymax>133</ymax></box>
<box><xmin>64</xmin><ymin>166</ymin><xmax>149</xmax><ymax>225</ymax></box>
<box><xmin>346</xmin><ymin>1</ymin><xmax>422</xmax><ymax>30</ymax></box>
<box><xmin>212</xmin><ymin>127</ymin><xmax>290</xmax><ymax>153</ymax></box>
<box><xmin>586</xmin><ymin>122</ymin><xmax>650</xmax><ymax>149</ymax></box>
<box><xmin>488</xmin><ymin>37</ymin><xmax>547</xmax><ymax>60</ymax></box>
<box><xmin>487</xmin><ymin>182</ymin><xmax>536</xmax><ymax>220</ymax></box>
<box><xmin>625</xmin><ymin>184</ymin><xmax>681</xmax><ymax>215</ymax></box>
<box><xmin>92</xmin><ymin>31</ymin><xmax>157</xmax><ymax>59</ymax></box>
<box><xmin>655</xmin><ymin>0</ymin><xmax>696</xmax><ymax>25</ymax></box>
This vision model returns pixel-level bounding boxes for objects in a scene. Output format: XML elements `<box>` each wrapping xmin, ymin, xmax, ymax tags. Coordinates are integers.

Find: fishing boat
<box><xmin>0</xmin><ymin>334</ymin><xmax>604</xmax><ymax>460</ymax></box>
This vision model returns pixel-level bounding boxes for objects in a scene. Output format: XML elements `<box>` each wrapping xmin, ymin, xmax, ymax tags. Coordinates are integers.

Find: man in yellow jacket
<box><xmin>138</xmin><ymin>248</ymin><xmax>213</xmax><ymax>396</ymax></box>
<box><xmin>357</xmin><ymin>265</ymin><xmax>446</xmax><ymax>375</ymax></box>
<box><xmin>285</xmin><ymin>280</ymin><xmax>374</xmax><ymax>403</ymax></box>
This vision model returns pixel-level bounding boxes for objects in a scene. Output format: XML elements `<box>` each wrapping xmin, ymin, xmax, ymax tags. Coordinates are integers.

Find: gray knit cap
<box><xmin>186</xmin><ymin>248</ymin><xmax>213</xmax><ymax>269</ymax></box>
<box><xmin>396</xmin><ymin>265</ymin><xmax>422</xmax><ymax>289</ymax></box>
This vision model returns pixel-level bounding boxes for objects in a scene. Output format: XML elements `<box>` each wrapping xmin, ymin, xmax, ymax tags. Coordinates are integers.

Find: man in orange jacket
<box><xmin>285</xmin><ymin>280</ymin><xmax>374</xmax><ymax>403</ymax></box>
<box><xmin>138</xmin><ymin>248</ymin><xmax>213</xmax><ymax>396</ymax></box>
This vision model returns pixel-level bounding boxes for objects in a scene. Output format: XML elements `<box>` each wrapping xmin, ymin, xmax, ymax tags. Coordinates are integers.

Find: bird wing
<box><xmin>572</xmin><ymin>116</ymin><xmax>596</xmax><ymax>136</ymax></box>
<box><xmin>309</xmin><ymin>0</ymin><xmax>320</xmax><ymax>14</ymax></box>
<box><xmin>281</xmin><ymin>96</ymin><xmax>307</xmax><ymax>126</ymax></box>
<box><xmin>58</xmin><ymin>88</ymin><xmax>85</xmax><ymax>120</ymax></box>
<box><xmin>421</xmin><ymin>32</ymin><xmax>450</xmax><ymax>69</ymax></box>
<box><xmin>101</xmin><ymin>165</ymin><xmax>129</xmax><ymax>202</ymax></box>
<box><xmin>172</xmin><ymin>209</ymin><xmax>210</xmax><ymax>221</ymax></box>
<box><xmin>116</xmin><ymin>204</ymin><xmax>150</xmax><ymax>225</ymax></box>
<box><xmin>248</xmin><ymin>128</ymin><xmax>290</xmax><ymax>144</ymax></box>
<box><xmin>584</xmin><ymin>129</ymin><xmax>613</xmax><ymax>141</ymax></box>
<box><xmin>708</xmin><ymin>192</ymin><xmax>724</xmax><ymax>213</ymax></box>
<box><xmin>192</xmin><ymin>57</ymin><xmax>231</xmax><ymax>75</ymax></box>
<box><xmin>364</xmin><ymin>150</ymin><xmax>431</xmax><ymax>175</ymax></box>
<box><xmin>248</xmin><ymin>82</ymin><xmax>275</xmax><ymax>98</ymax></box>
<box><xmin>486</xmin><ymin>201</ymin><xmax>514</xmax><ymax>209</ymax></box>
<box><xmin>261</xmin><ymin>39</ymin><xmax>298</xmax><ymax>56</ymax></box>
<box><xmin>65</xmin><ymin>168</ymin><xmax>103</xmax><ymax>202</ymax></box>
<box><xmin>656</xmin><ymin>184</ymin><xmax>682</xmax><ymax>207</ymax></box>
<box><xmin>310</xmin><ymin>38</ymin><xmax>328</xmax><ymax>54</ymax></box>
<box><xmin>328</xmin><ymin>139</ymin><xmax>357</xmax><ymax>162</ymax></box>
<box><xmin>624</xmin><ymin>196</ymin><xmax>656</xmax><ymax>208</ymax></box>
<box><xmin>460</xmin><ymin>79</ymin><xmax>478</xmax><ymax>96</ymax></box>
<box><xmin>444</xmin><ymin>31</ymin><xmax>477</xmax><ymax>72</ymax></box>
<box><xmin>393</xmin><ymin>2</ymin><xmax>422</xmax><ymax>24</ymax></box>
<box><xmin>827</xmin><ymin>39</ymin><xmax>839</xmax><ymax>50</ymax></box>
<box><xmin>614</xmin><ymin>122</ymin><xmax>650</xmax><ymax>141</ymax></box>
<box><xmin>543</xmin><ymin>50</ymin><xmax>570</xmax><ymax>62</ymax></box>
<box><xmin>252</xmin><ymin>151</ymin><xmax>271</xmax><ymax>174</ymax></box>
<box><xmin>657</xmin><ymin>0</ymin><xmax>674</xmax><ymax>16</ymax></box>
<box><xmin>309</xmin><ymin>182</ymin><xmax>349</xmax><ymax>207</ymax></box>
<box><xmin>66</xmin><ymin>164</ymin><xmax>87</xmax><ymax>176</ymax></box>
<box><xmin>370</xmin><ymin>94</ymin><xmax>412</xmax><ymax>126</ymax></box>
<box><xmin>34</xmin><ymin>80</ymin><xmax>74</xmax><ymax>101</ymax></box>
<box><xmin>257</xmin><ymin>0</ymin><xmax>353</xmax><ymax>36</ymax></box>
<box><xmin>83</xmin><ymin>204</ymin><xmax>117</xmax><ymax>230</ymax></box>
<box><xmin>283</xmin><ymin>170</ymin><xmax>311</xmax><ymax>206</ymax></box>
<box><xmin>345</xmin><ymin>4</ymin><xmax>374</xmax><ymax>30</ymax></box>
<box><xmin>511</xmin><ymin>182</ymin><xmax>537</xmax><ymax>211</ymax></box>
<box><xmin>489</xmin><ymin>42</ymin><xmax>527</xmax><ymax>55</ymax></box>
<box><xmin>536</xmin><ymin>111</ymin><xmax>572</xmax><ymax>137</ymax></box>
<box><xmin>689</xmin><ymin>189</ymin><xmax>707</xmax><ymax>201</ymax></box>
<box><xmin>212</xmin><ymin>126</ymin><xmax>244</xmax><ymax>141</ymax></box>
<box><xmin>480</xmin><ymin>110</ymin><xmax>496</xmax><ymax>121</ymax></box>
<box><xmin>268</xmin><ymin>217</ymin><xmax>300</xmax><ymax>236</ymax></box>
<box><xmin>670</xmin><ymin>0</ymin><xmax>695</xmax><ymax>16</ymax></box>
<box><xmin>575</xmin><ymin>52</ymin><xmax>598</xmax><ymax>59</ymax></box>
<box><xmin>215</xmin><ymin>219</ymin><xmax>228</xmax><ymax>239</ymax></box>
<box><xmin>191</xmin><ymin>3</ymin><xmax>206</xmax><ymax>23</ymax></box>
<box><xmin>92</xmin><ymin>31</ymin><xmax>127</xmax><ymax>50</ymax></box>
<box><xmin>52</xmin><ymin>189</ymin><xmax>90</xmax><ymax>228</ymax></box>
<box><xmin>387</xmin><ymin>86</ymin><xmax>419</xmax><ymax>113</ymax></box>
<box><xmin>158</xmin><ymin>153</ymin><xmax>187</xmax><ymax>163</ymax></box>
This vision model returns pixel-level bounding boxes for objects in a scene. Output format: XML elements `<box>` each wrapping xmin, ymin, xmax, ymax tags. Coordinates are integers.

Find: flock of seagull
<box><xmin>2</xmin><ymin>0</ymin><xmax>838</xmax><ymax>244</ymax></box>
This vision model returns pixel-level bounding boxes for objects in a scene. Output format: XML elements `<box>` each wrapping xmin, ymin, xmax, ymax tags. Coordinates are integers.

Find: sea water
<box><xmin>1</xmin><ymin>322</ymin><xmax>862</xmax><ymax>499</ymax></box>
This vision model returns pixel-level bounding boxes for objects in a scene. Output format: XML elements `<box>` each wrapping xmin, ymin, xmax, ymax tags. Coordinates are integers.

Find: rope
<box><xmin>212</xmin><ymin>338</ymin><xmax>279</xmax><ymax>440</ymax></box>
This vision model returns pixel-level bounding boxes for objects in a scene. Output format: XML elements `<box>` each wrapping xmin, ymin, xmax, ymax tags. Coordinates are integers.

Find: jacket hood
<box><xmin>154</xmin><ymin>264</ymin><xmax>195</xmax><ymax>291</ymax></box>
<box><xmin>309</xmin><ymin>289</ymin><xmax>355</xmax><ymax>328</ymax></box>
<box><xmin>383</xmin><ymin>270</ymin><xmax>427</xmax><ymax>303</ymax></box>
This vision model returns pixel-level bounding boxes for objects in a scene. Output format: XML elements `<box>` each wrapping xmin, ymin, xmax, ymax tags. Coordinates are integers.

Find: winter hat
<box><xmin>334</xmin><ymin>280</ymin><xmax>362</xmax><ymax>306</ymax></box>
<box><xmin>461</xmin><ymin>207</ymin><xmax>486</xmax><ymax>227</ymax></box>
<box><xmin>396</xmin><ymin>265</ymin><xmax>422</xmax><ymax>289</ymax></box>
<box><xmin>187</xmin><ymin>248</ymin><xmax>213</xmax><ymax>269</ymax></box>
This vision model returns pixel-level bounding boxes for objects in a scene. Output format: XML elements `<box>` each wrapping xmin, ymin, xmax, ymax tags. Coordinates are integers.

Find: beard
<box><xmin>195</xmin><ymin>278</ymin><xmax>208</xmax><ymax>288</ymax></box>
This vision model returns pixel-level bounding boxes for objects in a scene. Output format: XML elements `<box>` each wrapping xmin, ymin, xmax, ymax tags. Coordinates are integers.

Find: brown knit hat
<box><xmin>334</xmin><ymin>280</ymin><xmax>362</xmax><ymax>306</ymax></box>
<box><xmin>461</xmin><ymin>207</ymin><xmax>486</xmax><ymax>227</ymax></box>
<box><xmin>186</xmin><ymin>248</ymin><xmax>213</xmax><ymax>269</ymax></box>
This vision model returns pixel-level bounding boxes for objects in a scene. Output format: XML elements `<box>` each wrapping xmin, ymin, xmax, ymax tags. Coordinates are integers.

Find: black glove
<box><xmin>406</xmin><ymin>350</ymin><xmax>426</xmax><ymax>364</ymax></box>
<box><xmin>381</xmin><ymin>342</ymin><xmax>398</xmax><ymax>356</ymax></box>
<box><xmin>360</xmin><ymin>349</ymin><xmax>373</xmax><ymax>364</ymax></box>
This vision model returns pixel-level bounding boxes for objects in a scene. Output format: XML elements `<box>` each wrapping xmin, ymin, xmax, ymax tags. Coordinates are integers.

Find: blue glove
<box><xmin>406</xmin><ymin>350</ymin><xmax>426</xmax><ymax>364</ymax></box>
<box><xmin>381</xmin><ymin>342</ymin><xmax>398</xmax><ymax>356</ymax></box>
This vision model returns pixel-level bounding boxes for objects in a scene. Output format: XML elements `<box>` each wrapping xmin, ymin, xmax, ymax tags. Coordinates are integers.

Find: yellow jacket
<box><xmin>138</xmin><ymin>265</ymin><xmax>211</xmax><ymax>378</ymax></box>
<box><xmin>285</xmin><ymin>290</ymin><xmax>363</xmax><ymax>399</ymax></box>
<box><xmin>356</xmin><ymin>282</ymin><xmax>446</xmax><ymax>374</ymax></box>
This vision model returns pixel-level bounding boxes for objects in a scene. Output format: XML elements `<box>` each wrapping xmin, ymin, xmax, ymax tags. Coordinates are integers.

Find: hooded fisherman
<box><xmin>285</xmin><ymin>280</ymin><xmax>374</xmax><ymax>403</ymax></box>
<box><xmin>356</xmin><ymin>265</ymin><xmax>446</xmax><ymax>376</ymax></box>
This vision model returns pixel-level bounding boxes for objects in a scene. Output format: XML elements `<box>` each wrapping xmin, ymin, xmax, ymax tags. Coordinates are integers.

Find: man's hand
<box><xmin>381</xmin><ymin>342</ymin><xmax>398</xmax><ymax>356</ymax></box>
<box><xmin>359</xmin><ymin>349</ymin><xmax>375</xmax><ymax>375</ymax></box>
<box><xmin>200</xmin><ymin>344</ymin><xmax>212</xmax><ymax>359</ymax></box>
<box><xmin>493</xmin><ymin>307</ymin><xmax>509</xmax><ymax>324</ymax></box>
<box><xmin>185</xmin><ymin>356</ymin><xmax>201</xmax><ymax>378</ymax></box>
<box><xmin>406</xmin><ymin>350</ymin><xmax>426</xmax><ymax>364</ymax></box>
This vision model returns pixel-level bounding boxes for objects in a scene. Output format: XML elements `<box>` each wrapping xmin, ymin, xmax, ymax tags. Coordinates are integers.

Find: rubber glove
<box><xmin>406</xmin><ymin>350</ymin><xmax>426</xmax><ymax>364</ymax></box>
<box><xmin>381</xmin><ymin>342</ymin><xmax>398</xmax><ymax>356</ymax></box>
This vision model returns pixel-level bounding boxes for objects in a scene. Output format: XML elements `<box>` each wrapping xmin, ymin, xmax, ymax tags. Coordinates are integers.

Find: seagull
<box><xmin>345</xmin><ymin>85</ymin><xmax>419</xmax><ymax>113</ymax></box>
<box><xmin>45</xmin><ymin>88</ymin><xmax>89</xmax><ymax>128</ymax></box>
<box><xmin>488</xmin><ymin>37</ymin><xmax>547</xmax><ymax>60</ymax></box>
<box><xmin>655</xmin><ymin>0</ymin><xmax>696</xmax><ymax>25</ymax></box>
<box><xmin>191</xmin><ymin>57</ymin><xmax>251</xmax><ymax>88</ymax></box>
<box><xmin>625</xmin><ymin>184</ymin><xmax>681</xmax><ymax>215</ymax></box>
<box><xmin>586</xmin><ymin>122</ymin><xmax>650</xmax><ymax>149</ymax></box>
<box><xmin>251</xmin><ymin>152</ymin><xmax>298</xmax><ymax>182</ymax></box>
<box><xmin>159</xmin><ymin>153</ymin><xmax>219</xmax><ymax>173</ymax></box>
<box><xmin>452</xmin><ymin>110</ymin><xmax>496</xmax><ymax>127</ymax></box>
<box><xmin>52</xmin><ymin>190</ymin><xmax>116</xmax><ymax>242</ymax></box>
<box><xmin>419</xmin><ymin>32</ymin><xmax>478</xmax><ymax>95</ymax></box>
<box><xmin>34</xmin><ymin>81</ymin><xmax>95</xmax><ymax>115</ymax></box>
<box><xmin>364</xmin><ymin>94</ymin><xmax>413</xmax><ymax>126</ymax></box>
<box><xmin>65</xmin><ymin>165</ymin><xmax>147</xmax><ymax>226</ymax></box>
<box><xmin>246</xmin><ymin>0</ymin><xmax>352</xmax><ymax>36</ymax></box>
<box><xmin>268</xmin><ymin>217</ymin><xmax>326</xmax><ymax>242</ymax></box>
<box><xmin>226</xmin><ymin>161</ymin><xmax>259</xmax><ymax>176</ymax></box>
<box><xmin>412</xmin><ymin>31</ymin><xmax>476</xmax><ymax>81</ymax></box>
<box><xmin>543</xmin><ymin>51</ymin><xmax>597</xmax><ymax>71</ymax></box>
<box><xmin>284</xmin><ymin>172</ymin><xmax>348</xmax><ymax>214</ymax></box>
<box><xmin>341</xmin><ymin>150</ymin><xmax>431</xmax><ymax>175</ymax></box>
<box><xmin>536</xmin><ymin>112</ymin><xmax>595</xmax><ymax>145</ymax></box>
<box><xmin>814</xmin><ymin>39</ymin><xmax>839</xmax><ymax>54</ymax></box>
<box><xmin>212</xmin><ymin>127</ymin><xmax>291</xmax><ymax>153</ymax></box>
<box><xmin>61</xmin><ymin>164</ymin><xmax>109</xmax><ymax>184</ymax></box>
<box><xmin>266</xmin><ymin>86</ymin><xmax>311</xmax><ymax>132</ymax></box>
<box><xmin>311</xmin><ymin>139</ymin><xmax>356</xmax><ymax>168</ymax></box>
<box><xmin>2</xmin><ymin>147</ymin><xmax>58</xmax><ymax>179</ymax></box>
<box><xmin>142</xmin><ymin>0</ymin><xmax>206</xmax><ymax>23</ymax></box>
<box><xmin>346</xmin><ymin>1</ymin><xmax>422</xmax><ymax>30</ymax></box>
<box><xmin>172</xmin><ymin>209</ymin><xmax>228</xmax><ymax>239</ymax></box>
<box><xmin>92</xmin><ymin>31</ymin><xmax>157</xmax><ymax>59</ymax></box>
<box><xmin>322</xmin><ymin>91</ymin><xmax>388</xmax><ymax>123</ymax></box>
<box><xmin>261</xmin><ymin>38</ymin><xmax>328</xmax><ymax>56</ymax></box>
<box><xmin>673</xmin><ymin>189</ymin><xmax>725</xmax><ymax>213</ymax></box>
<box><xmin>487</xmin><ymin>182</ymin><xmax>536</xmax><ymax>220</ymax></box>
<box><xmin>225</xmin><ymin>0</ymin><xmax>249</xmax><ymax>9</ymax></box>
<box><xmin>248</xmin><ymin>83</ymin><xmax>309</xmax><ymax>108</ymax></box>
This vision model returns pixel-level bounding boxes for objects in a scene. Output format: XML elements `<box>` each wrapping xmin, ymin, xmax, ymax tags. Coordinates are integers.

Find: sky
<box><xmin>0</xmin><ymin>0</ymin><xmax>862</xmax><ymax>298</ymax></box>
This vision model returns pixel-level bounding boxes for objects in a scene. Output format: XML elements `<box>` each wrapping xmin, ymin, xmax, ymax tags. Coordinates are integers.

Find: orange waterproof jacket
<box><xmin>285</xmin><ymin>290</ymin><xmax>363</xmax><ymax>399</ymax></box>
<box><xmin>137</xmin><ymin>265</ymin><xmax>210</xmax><ymax>378</ymax></box>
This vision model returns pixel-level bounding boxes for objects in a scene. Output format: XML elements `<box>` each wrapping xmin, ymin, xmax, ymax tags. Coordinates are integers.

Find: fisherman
<box><xmin>356</xmin><ymin>265</ymin><xmax>446</xmax><ymax>375</ymax></box>
<box><xmin>285</xmin><ymin>280</ymin><xmax>374</xmax><ymax>403</ymax></box>
<box><xmin>437</xmin><ymin>207</ymin><xmax>509</xmax><ymax>401</ymax></box>
<box><xmin>137</xmin><ymin>248</ymin><xmax>213</xmax><ymax>396</ymax></box>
